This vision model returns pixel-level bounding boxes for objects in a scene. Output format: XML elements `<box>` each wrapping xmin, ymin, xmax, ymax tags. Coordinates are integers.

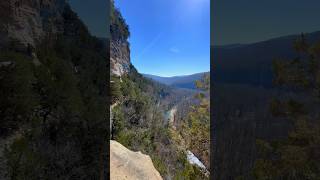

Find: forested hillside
<box><xmin>110</xmin><ymin>1</ymin><xmax>210</xmax><ymax>179</ymax></box>
<box><xmin>252</xmin><ymin>35</ymin><xmax>320</xmax><ymax>179</ymax></box>
<box><xmin>213</xmin><ymin>31</ymin><xmax>320</xmax><ymax>87</ymax></box>
<box><xmin>143</xmin><ymin>72</ymin><xmax>210</xmax><ymax>89</ymax></box>
<box><xmin>0</xmin><ymin>1</ymin><xmax>107</xmax><ymax>179</ymax></box>
<box><xmin>213</xmin><ymin>34</ymin><xmax>320</xmax><ymax>179</ymax></box>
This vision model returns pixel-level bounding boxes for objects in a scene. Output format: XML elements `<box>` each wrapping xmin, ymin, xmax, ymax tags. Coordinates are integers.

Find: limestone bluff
<box><xmin>0</xmin><ymin>0</ymin><xmax>66</xmax><ymax>49</ymax></box>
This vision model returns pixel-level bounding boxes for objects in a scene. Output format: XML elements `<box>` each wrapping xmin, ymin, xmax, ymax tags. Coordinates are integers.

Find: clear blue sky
<box><xmin>69</xmin><ymin>0</ymin><xmax>107</xmax><ymax>38</ymax></box>
<box><xmin>213</xmin><ymin>0</ymin><xmax>320</xmax><ymax>45</ymax></box>
<box><xmin>115</xmin><ymin>0</ymin><xmax>210</xmax><ymax>77</ymax></box>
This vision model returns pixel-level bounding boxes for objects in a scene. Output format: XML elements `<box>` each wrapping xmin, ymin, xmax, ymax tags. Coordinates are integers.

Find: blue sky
<box><xmin>114</xmin><ymin>0</ymin><xmax>210</xmax><ymax>77</ymax></box>
<box><xmin>213</xmin><ymin>0</ymin><xmax>320</xmax><ymax>45</ymax></box>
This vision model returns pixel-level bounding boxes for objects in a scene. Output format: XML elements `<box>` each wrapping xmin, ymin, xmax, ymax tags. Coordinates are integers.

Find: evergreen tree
<box><xmin>253</xmin><ymin>35</ymin><xmax>320</xmax><ymax>180</ymax></box>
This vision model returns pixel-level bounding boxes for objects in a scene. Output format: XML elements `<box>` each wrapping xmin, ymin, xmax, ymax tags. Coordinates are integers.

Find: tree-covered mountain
<box><xmin>0</xmin><ymin>0</ymin><xmax>107</xmax><ymax>179</ymax></box>
<box><xmin>143</xmin><ymin>72</ymin><xmax>209</xmax><ymax>89</ymax></box>
<box><xmin>252</xmin><ymin>35</ymin><xmax>320</xmax><ymax>180</ymax></box>
<box><xmin>213</xmin><ymin>31</ymin><xmax>320</xmax><ymax>87</ymax></box>
<box><xmin>213</xmin><ymin>33</ymin><xmax>320</xmax><ymax>179</ymax></box>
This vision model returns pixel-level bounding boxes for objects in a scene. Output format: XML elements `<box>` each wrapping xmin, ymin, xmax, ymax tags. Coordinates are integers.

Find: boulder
<box><xmin>110</xmin><ymin>140</ymin><xmax>163</xmax><ymax>180</ymax></box>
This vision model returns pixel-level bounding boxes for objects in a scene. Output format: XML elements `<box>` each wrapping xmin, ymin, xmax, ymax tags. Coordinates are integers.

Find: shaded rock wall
<box><xmin>0</xmin><ymin>0</ymin><xmax>66</xmax><ymax>48</ymax></box>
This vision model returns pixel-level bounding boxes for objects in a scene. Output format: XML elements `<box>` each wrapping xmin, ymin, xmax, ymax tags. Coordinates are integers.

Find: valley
<box><xmin>110</xmin><ymin>1</ymin><xmax>210</xmax><ymax>179</ymax></box>
<box><xmin>143</xmin><ymin>72</ymin><xmax>210</xmax><ymax>90</ymax></box>
<box><xmin>213</xmin><ymin>31</ymin><xmax>320</xmax><ymax>179</ymax></box>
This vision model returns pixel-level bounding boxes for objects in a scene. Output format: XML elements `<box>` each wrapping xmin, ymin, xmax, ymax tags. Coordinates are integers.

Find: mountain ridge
<box><xmin>213</xmin><ymin>30</ymin><xmax>320</xmax><ymax>87</ymax></box>
<box><xmin>143</xmin><ymin>72</ymin><xmax>209</xmax><ymax>89</ymax></box>
<box><xmin>214</xmin><ymin>30</ymin><xmax>320</xmax><ymax>48</ymax></box>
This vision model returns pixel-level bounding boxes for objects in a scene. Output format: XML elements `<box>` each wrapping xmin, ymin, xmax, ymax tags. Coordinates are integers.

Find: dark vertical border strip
<box><xmin>104</xmin><ymin>0</ymin><xmax>111</xmax><ymax>179</ymax></box>
<box><xmin>210</xmin><ymin>0</ymin><xmax>215</xmax><ymax>179</ymax></box>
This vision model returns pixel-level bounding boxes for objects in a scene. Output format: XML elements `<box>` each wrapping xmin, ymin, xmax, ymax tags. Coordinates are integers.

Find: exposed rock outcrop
<box><xmin>110</xmin><ymin>0</ymin><xmax>131</xmax><ymax>77</ymax></box>
<box><xmin>0</xmin><ymin>0</ymin><xmax>66</xmax><ymax>48</ymax></box>
<box><xmin>109</xmin><ymin>2</ymin><xmax>163</xmax><ymax>179</ymax></box>
<box><xmin>110</xmin><ymin>40</ymin><xmax>130</xmax><ymax>76</ymax></box>
<box><xmin>110</xmin><ymin>140</ymin><xmax>163</xmax><ymax>180</ymax></box>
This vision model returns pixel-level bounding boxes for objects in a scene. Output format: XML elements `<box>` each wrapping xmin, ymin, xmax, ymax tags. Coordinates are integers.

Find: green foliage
<box><xmin>254</xmin><ymin>35</ymin><xmax>320</xmax><ymax>180</ymax></box>
<box><xmin>181</xmin><ymin>75</ymin><xmax>210</xmax><ymax>169</ymax></box>
<box><xmin>121</xmin><ymin>76</ymin><xmax>138</xmax><ymax>98</ymax></box>
<box><xmin>152</xmin><ymin>155</ymin><xmax>168</xmax><ymax>176</ymax></box>
<box><xmin>195</xmin><ymin>73</ymin><xmax>210</xmax><ymax>91</ymax></box>
<box><xmin>1</xmin><ymin>29</ymin><xmax>107</xmax><ymax>180</ymax></box>
<box><xmin>293</xmin><ymin>33</ymin><xmax>308</xmax><ymax>53</ymax></box>
<box><xmin>109</xmin><ymin>2</ymin><xmax>210</xmax><ymax>178</ymax></box>
<box><xmin>110</xmin><ymin>65</ymin><xmax>209</xmax><ymax>178</ymax></box>
<box><xmin>252</xmin><ymin>159</ymin><xmax>275</xmax><ymax>180</ymax></box>
<box><xmin>110</xmin><ymin>76</ymin><xmax>122</xmax><ymax>103</ymax></box>
<box><xmin>272</xmin><ymin>58</ymin><xmax>310</xmax><ymax>88</ymax></box>
<box><xmin>173</xmin><ymin>151</ymin><xmax>208</xmax><ymax>180</ymax></box>
<box><xmin>0</xmin><ymin>52</ymin><xmax>37</xmax><ymax>136</ymax></box>
<box><xmin>5</xmin><ymin>136</ymin><xmax>46</xmax><ymax>180</ymax></box>
<box><xmin>270</xmin><ymin>98</ymin><xmax>285</xmax><ymax>117</ymax></box>
<box><xmin>111</xmin><ymin>1</ymin><xmax>130</xmax><ymax>41</ymax></box>
<box><xmin>0</xmin><ymin>1</ymin><xmax>109</xmax><ymax>179</ymax></box>
<box><xmin>269</xmin><ymin>98</ymin><xmax>305</xmax><ymax>117</ymax></box>
<box><xmin>111</xmin><ymin>105</ymin><xmax>124</xmax><ymax>140</ymax></box>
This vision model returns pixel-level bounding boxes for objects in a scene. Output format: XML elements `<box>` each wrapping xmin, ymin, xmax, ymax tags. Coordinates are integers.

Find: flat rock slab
<box><xmin>110</xmin><ymin>140</ymin><xmax>163</xmax><ymax>180</ymax></box>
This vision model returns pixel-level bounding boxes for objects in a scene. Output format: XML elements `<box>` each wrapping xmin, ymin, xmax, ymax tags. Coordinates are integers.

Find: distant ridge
<box><xmin>212</xmin><ymin>30</ymin><xmax>320</xmax><ymax>87</ymax></box>
<box><xmin>214</xmin><ymin>31</ymin><xmax>320</xmax><ymax>49</ymax></box>
<box><xmin>143</xmin><ymin>72</ymin><xmax>209</xmax><ymax>89</ymax></box>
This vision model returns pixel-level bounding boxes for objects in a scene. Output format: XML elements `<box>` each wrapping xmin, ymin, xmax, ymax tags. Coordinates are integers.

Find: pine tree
<box><xmin>253</xmin><ymin>35</ymin><xmax>320</xmax><ymax>179</ymax></box>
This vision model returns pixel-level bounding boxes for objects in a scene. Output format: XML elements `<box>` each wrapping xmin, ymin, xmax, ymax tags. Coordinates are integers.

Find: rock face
<box><xmin>109</xmin><ymin>3</ymin><xmax>162</xmax><ymax>179</ymax></box>
<box><xmin>0</xmin><ymin>0</ymin><xmax>66</xmax><ymax>48</ymax></box>
<box><xmin>110</xmin><ymin>0</ymin><xmax>131</xmax><ymax>77</ymax></box>
<box><xmin>110</xmin><ymin>40</ymin><xmax>130</xmax><ymax>76</ymax></box>
<box><xmin>110</xmin><ymin>140</ymin><xmax>163</xmax><ymax>180</ymax></box>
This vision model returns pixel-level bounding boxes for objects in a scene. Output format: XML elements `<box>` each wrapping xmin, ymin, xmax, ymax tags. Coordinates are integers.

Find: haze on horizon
<box><xmin>212</xmin><ymin>0</ymin><xmax>320</xmax><ymax>46</ymax></box>
<box><xmin>144</xmin><ymin>71</ymin><xmax>210</xmax><ymax>78</ymax></box>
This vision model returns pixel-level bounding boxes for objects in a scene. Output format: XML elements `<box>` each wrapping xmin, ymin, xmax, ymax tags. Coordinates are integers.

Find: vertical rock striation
<box><xmin>110</xmin><ymin>39</ymin><xmax>130</xmax><ymax>76</ymax></box>
<box><xmin>0</xmin><ymin>0</ymin><xmax>66</xmax><ymax>49</ymax></box>
<box><xmin>110</xmin><ymin>0</ymin><xmax>131</xmax><ymax>77</ymax></box>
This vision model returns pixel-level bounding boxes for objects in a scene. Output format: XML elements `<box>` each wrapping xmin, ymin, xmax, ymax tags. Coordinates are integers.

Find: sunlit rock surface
<box><xmin>110</xmin><ymin>140</ymin><xmax>163</xmax><ymax>180</ymax></box>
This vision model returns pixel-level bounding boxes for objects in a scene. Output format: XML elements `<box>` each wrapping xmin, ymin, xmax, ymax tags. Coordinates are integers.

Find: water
<box><xmin>186</xmin><ymin>150</ymin><xmax>206</xmax><ymax>170</ymax></box>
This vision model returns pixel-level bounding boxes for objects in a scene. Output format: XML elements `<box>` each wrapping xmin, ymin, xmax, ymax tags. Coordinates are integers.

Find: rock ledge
<box><xmin>110</xmin><ymin>140</ymin><xmax>163</xmax><ymax>180</ymax></box>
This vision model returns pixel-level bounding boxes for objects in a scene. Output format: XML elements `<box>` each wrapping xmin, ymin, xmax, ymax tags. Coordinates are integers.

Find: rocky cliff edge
<box><xmin>110</xmin><ymin>140</ymin><xmax>163</xmax><ymax>180</ymax></box>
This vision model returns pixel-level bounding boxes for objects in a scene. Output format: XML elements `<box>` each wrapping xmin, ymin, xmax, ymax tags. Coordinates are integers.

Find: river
<box><xmin>165</xmin><ymin>107</ymin><xmax>209</xmax><ymax>175</ymax></box>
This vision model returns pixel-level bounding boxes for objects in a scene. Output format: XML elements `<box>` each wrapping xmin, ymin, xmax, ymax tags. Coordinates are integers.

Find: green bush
<box><xmin>112</xmin><ymin>106</ymin><xmax>124</xmax><ymax>139</ymax></box>
<box><xmin>111</xmin><ymin>1</ymin><xmax>130</xmax><ymax>41</ymax></box>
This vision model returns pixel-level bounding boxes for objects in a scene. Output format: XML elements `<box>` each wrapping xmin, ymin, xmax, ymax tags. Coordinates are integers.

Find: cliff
<box><xmin>110</xmin><ymin>1</ymin><xmax>130</xmax><ymax>76</ymax></box>
<box><xmin>109</xmin><ymin>1</ymin><xmax>209</xmax><ymax>179</ymax></box>
<box><xmin>109</xmin><ymin>1</ymin><xmax>165</xmax><ymax>179</ymax></box>
<box><xmin>0</xmin><ymin>0</ymin><xmax>66</xmax><ymax>48</ymax></box>
<box><xmin>110</xmin><ymin>140</ymin><xmax>163</xmax><ymax>180</ymax></box>
<box><xmin>110</xmin><ymin>39</ymin><xmax>130</xmax><ymax>76</ymax></box>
